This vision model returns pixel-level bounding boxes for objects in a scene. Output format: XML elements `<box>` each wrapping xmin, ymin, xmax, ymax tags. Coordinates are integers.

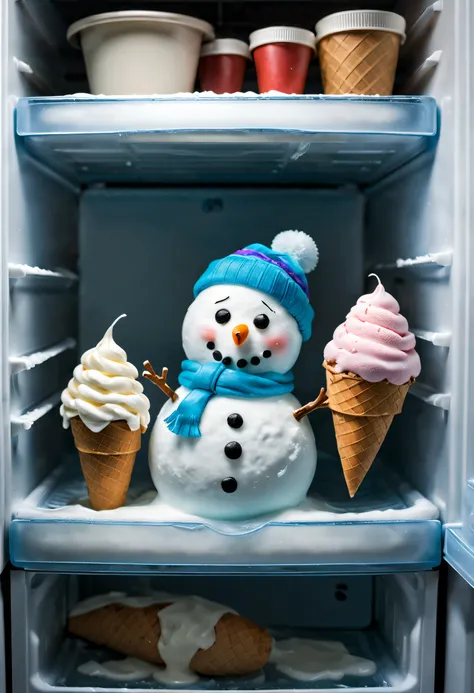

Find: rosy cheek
<box><xmin>200</xmin><ymin>326</ymin><xmax>217</xmax><ymax>342</ymax></box>
<box><xmin>265</xmin><ymin>335</ymin><xmax>288</xmax><ymax>353</ymax></box>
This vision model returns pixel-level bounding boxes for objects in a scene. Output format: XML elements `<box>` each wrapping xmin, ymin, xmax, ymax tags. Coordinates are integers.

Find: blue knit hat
<box><xmin>194</xmin><ymin>231</ymin><xmax>319</xmax><ymax>341</ymax></box>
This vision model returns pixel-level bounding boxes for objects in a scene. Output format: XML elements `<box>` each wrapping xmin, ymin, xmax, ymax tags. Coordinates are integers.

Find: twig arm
<box><xmin>293</xmin><ymin>388</ymin><xmax>328</xmax><ymax>421</ymax></box>
<box><xmin>142</xmin><ymin>361</ymin><xmax>178</xmax><ymax>402</ymax></box>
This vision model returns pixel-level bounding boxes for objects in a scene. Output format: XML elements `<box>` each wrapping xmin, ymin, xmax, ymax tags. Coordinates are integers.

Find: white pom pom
<box><xmin>271</xmin><ymin>230</ymin><xmax>319</xmax><ymax>273</ymax></box>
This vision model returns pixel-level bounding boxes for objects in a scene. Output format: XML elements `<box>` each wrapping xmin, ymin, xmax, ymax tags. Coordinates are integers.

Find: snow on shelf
<box><xmin>409</xmin><ymin>382</ymin><xmax>451</xmax><ymax>410</ymax></box>
<box><xmin>8</xmin><ymin>262</ymin><xmax>77</xmax><ymax>280</ymax></box>
<box><xmin>374</xmin><ymin>250</ymin><xmax>453</xmax><ymax>271</ymax></box>
<box><xmin>15</xmin><ymin>94</ymin><xmax>438</xmax><ymax>186</ymax></box>
<box><xmin>10</xmin><ymin>453</ymin><xmax>441</xmax><ymax>573</ymax></box>
<box><xmin>10</xmin><ymin>392</ymin><xmax>61</xmax><ymax>435</ymax></box>
<box><xmin>9</xmin><ymin>338</ymin><xmax>76</xmax><ymax>374</ymax></box>
<box><xmin>411</xmin><ymin>329</ymin><xmax>451</xmax><ymax>348</ymax></box>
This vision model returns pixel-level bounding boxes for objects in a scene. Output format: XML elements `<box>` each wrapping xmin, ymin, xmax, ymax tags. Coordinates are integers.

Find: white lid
<box><xmin>249</xmin><ymin>26</ymin><xmax>316</xmax><ymax>52</ymax></box>
<box><xmin>315</xmin><ymin>10</ymin><xmax>406</xmax><ymax>44</ymax></box>
<box><xmin>67</xmin><ymin>10</ymin><xmax>215</xmax><ymax>48</ymax></box>
<box><xmin>201</xmin><ymin>39</ymin><xmax>250</xmax><ymax>59</ymax></box>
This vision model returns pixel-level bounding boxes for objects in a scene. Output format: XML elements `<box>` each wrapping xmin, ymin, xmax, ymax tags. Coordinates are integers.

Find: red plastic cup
<box><xmin>249</xmin><ymin>27</ymin><xmax>315</xmax><ymax>94</ymax></box>
<box><xmin>199</xmin><ymin>39</ymin><xmax>250</xmax><ymax>93</ymax></box>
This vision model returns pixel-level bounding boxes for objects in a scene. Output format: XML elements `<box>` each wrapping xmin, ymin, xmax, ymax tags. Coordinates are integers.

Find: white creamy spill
<box><xmin>78</xmin><ymin>657</ymin><xmax>159</xmax><ymax>682</ymax></box>
<box><xmin>78</xmin><ymin>657</ymin><xmax>266</xmax><ymax>686</ymax></box>
<box><xmin>71</xmin><ymin>592</ymin><xmax>234</xmax><ymax>685</ymax></box>
<box><xmin>270</xmin><ymin>638</ymin><xmax>376</xmax><ymax>682</ymax></box>
<box><xmin>155</xmin><ymin>596</ymin><xmax>235</xmax><ymax>685</ymax></box>
<box><xmin>76</xmin><ymin>636</ymin><xmax>376</xmax><ymax>685</ymax></box>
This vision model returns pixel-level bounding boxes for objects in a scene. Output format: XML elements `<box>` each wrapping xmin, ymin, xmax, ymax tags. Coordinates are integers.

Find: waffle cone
<box><xmin>69</xmin><ymin>602</ymin><xmax>272</xmax><ymax>676</ymax></box>
<box><xmin>71</xmin><ymin>418</ymin><xmax>141</xmax><ymax>511</ymax></box>
<box><xmin>323</xmin><ymin>362</ymin><xmax>412</xmax><ymax>497</ymax></box>
<box><xmin>318</xmin><ymin>30</ymin><xmax>401</xmax><ymax>95</ymax></box>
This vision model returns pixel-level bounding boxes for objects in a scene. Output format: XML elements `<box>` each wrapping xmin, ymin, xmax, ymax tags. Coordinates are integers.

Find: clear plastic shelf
<box><xmin>10</xmin><ymin>454</ymin><xmax>441</xmax><ymax>573</ymax></box>
<box><xmin>444</xmin><ymin>527</ymin><xmax>474</xmax><ymax>589</ymax></box>
<box><xmin>450</xmin><ymin>479</ymin><xmax>474</xmax><ymax>586</ymax></box>
<box><xmin>15</xmin><ymin>94</ymin><xmax>439</xmax><ymax>186</ymax></box>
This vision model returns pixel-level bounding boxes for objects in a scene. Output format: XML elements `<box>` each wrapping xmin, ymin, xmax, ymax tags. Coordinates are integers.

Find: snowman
<box><xmin>145</xmin><ymin>231</ymin><xmax>319</xmax><ymax>521</ymax></box>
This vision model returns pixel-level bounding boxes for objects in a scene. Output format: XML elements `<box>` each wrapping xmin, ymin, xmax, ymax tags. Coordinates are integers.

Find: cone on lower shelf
<box><xmin>69</xmin><ymin>602</ymin><xmax>272</xmax><ymax>676</ymax></box>
<box><xmin>318</xmin><ymin>30</ymin><xmax>401</xmax><ymax>95</ymax></box>
<box><xmin>71</xmin><ymin>417</ymin><xmax>141</xmax><ymax>511</ymax></box>
<box><xmin>323</xmin><ymin>361</ymin><xmax>413</xmax><ymax>497</ymax></box>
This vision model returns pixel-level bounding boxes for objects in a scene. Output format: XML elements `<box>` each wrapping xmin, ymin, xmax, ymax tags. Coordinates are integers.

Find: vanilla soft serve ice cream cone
<box><xmin>323</xmin><ymin>276</ymin><xmax>420</xmax><ymax>496</ymax></box>
<box><xmin>61</xmin><ymin>315</ymin><xmax>150</xmax><ymax>510</ymax></box>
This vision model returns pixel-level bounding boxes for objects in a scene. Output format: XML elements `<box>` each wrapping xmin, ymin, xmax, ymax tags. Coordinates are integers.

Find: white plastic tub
<box><xmin>67</xmin><ymin>11</ymin><xmax>215</xmax><ymax>95</ymax></box>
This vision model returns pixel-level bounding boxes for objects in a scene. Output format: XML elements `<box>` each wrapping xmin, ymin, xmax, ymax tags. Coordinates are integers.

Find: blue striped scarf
<box><xmin>165</xmin><ymin>360</ymin><xmax>294</xmax><ymax>437</ymax></box>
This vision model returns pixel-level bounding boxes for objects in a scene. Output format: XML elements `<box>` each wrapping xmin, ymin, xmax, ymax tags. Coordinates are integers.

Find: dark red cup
<box><xmin>199</xmin><ymin>39</ymin><xmax>250</xmax><ymax>93</ymax></box>
<box><xmin>249</xmin><ymin>27</ymin><xmax>315</xmax><ymax>94</ymax></box>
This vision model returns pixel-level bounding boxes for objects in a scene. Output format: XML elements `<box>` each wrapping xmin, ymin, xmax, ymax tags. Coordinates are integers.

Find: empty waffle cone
<box><xmin>324</xmin><ymin>361</ymin><xmax>412</xmax><ymax>497</ymax></box>
<box><xmin>318</xmin><ymin>30</ymin><xmax>401</xmax><ymax>95</ymax></box>
<box><xmin>71</xmin><ymin>417</ymin><xmax>141</xmax><ymax>511</ymax></box>
<box><xmin>69</xmin><ymin>602</ymin><xmax>272</xmax><ymax>676</ymax></box>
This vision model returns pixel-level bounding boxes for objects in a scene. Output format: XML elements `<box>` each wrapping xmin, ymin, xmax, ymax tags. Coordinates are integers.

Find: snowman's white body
<box><xmin>149</xmin><ymin>387</ymin><xmax>316</xmax><ymax>520</ymax></box>
<box><xmin>148</xmin><ymin>231</ymin><xmax>319</xmax><ymax>521</ymax></box>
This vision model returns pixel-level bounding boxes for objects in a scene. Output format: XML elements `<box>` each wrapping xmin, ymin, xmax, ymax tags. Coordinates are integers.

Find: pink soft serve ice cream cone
<box><xmin>323</xmin><ymin>275</ymin><xmax>420</xmax><ymax>497</ymax></box>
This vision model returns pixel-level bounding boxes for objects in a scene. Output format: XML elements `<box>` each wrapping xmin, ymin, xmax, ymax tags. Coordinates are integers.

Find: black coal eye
<box><xmin>215</xmin><ymin>309</ymin><xmax>231</xmax><ymax>325</ymax></box>
<box><xmin>253</xmin><ymin>314</ymin><xmax>270</xmax><ymax>330</ymax></box>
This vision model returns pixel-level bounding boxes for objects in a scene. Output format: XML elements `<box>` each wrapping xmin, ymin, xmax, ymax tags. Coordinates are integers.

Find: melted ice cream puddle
<box><xmin>78</xmin><ymin>657</ymin><xmax>266</xmax><ymax>687</ymax></box>
<box><xmin>72</xmin><ymin>593</ymin><xmax>375</xmax><ymax>685</ymax></box>
<box><xmin>271</xmin><ymin>638</ymin><xmax>376</xmax><ymax>682</ymax></box>
<box><xmin>155</xmin><ymin>595</ymin><xmax>234</xmax><ymax>685</ymax></box>
<box><xmin>72</xmin><ymin>592</ymin><xmax>234</xmax><ymax>685</ymax></box>
<box><xmin>78</xmin><ymin>657</ymin><xmax>159</xmax><ymax>682</ymax></box>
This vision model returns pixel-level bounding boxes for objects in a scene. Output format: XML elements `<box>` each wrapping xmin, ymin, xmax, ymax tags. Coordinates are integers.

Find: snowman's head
<box><xmin>182</xmin><ymin>231</ymin><xmax>319</xmax><ymax>374</ymax></box>
<box><xmin>183</xmin><ymin>284</ymin><xmax>303</xmax><ymax>374</ymax></box>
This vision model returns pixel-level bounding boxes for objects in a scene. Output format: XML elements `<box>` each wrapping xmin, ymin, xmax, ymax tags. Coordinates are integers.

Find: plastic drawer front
<box><xmin>11</xmin><ymin>570</ymin><xmax>437</xmax><ymax>693</ymax></box>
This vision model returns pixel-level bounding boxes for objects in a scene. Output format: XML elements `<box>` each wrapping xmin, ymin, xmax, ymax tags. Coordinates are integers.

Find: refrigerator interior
<box><xmin>10</xmin><ymin>570</ymin><xmax>438</xmax><ymax>693</ymax></box>
<box><xmin>4</xmin><ymin>0</ymin><xmax>467</xmax><ymax>574</ymax></box>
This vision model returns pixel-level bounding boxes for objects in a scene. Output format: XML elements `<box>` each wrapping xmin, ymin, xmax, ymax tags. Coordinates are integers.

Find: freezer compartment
<box><xmin>11</xmin><ymin>570</ymin><xmax>438</xmax><ymax>693</ymax></box>
<box><xmin>10</xmin><ymin>452</ymin><xmax>441</xmax><ymax>573</ymax></box>
<box><xmin>9</xmin><ymin>187</ymin><xmax>440</xmax><ymax>572</ymax></box>
<box><xmin>16</xmin><ymin>95</ymin><xmax>438</xmax><ymax>186</ymax></box>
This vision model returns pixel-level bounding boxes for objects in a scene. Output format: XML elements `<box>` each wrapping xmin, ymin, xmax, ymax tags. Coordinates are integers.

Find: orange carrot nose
<box><xmin>232</xmin><ymin>324</ymin><xmax>249</xmax><ymax>346</ymax></box>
